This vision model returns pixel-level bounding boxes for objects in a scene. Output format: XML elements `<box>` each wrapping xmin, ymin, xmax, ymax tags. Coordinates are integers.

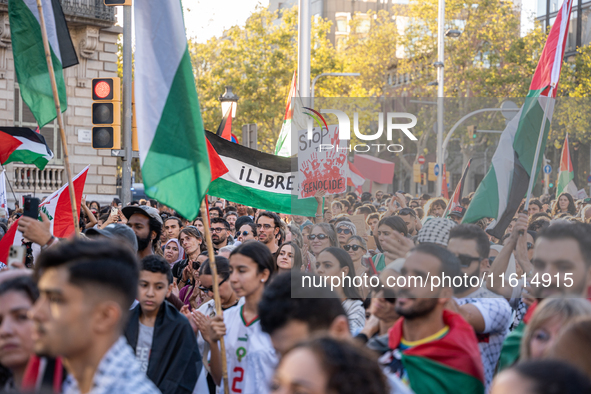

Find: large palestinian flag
<box><xmin>0</xmin><ymin>127</ymin><xmax>54</xmax><ymax>170</ymax></box>
<box><xmin>463</xmin><ymin>0</ymin><xmax>573</xmax><ymax>238</ymax></box>
<box><xmin>9</xmin><ymin>0</ymin><xmax>78</xmax><ymax>128</ymax></box>
<box><xmin>135</xmin><ymin>0</ymin><xmax>211</xmax><ymax>221</ymax></box>
<box><xmin>206</xmin><ymin>132</ymin><xmax>319</xmax><ymax>216</ymax></box>
<box><xmin>388</xmin><ymin>310</ymin><xmax>485</xmax><ymax>394</ymax></box>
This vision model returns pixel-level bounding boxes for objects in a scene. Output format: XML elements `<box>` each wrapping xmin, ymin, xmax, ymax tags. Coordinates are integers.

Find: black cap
<box><xmin>449</xmin><ymin>206</ymin><xmax>466</xmax><ymax>218</ymax></box>
<box><xmin>122</xmin><ymin>205</ymin><xmax>163</xmax><ymax>225</ymax></box>
<box><xmin>85</xmin><ymin>223</ymin><xmax>138</xmax><ymax>252</ymax></box>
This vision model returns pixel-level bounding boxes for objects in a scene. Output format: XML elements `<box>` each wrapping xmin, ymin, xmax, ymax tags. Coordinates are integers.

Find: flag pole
<box><xmin>524</xmin><ymin>86</ymin><xmax>555</xmax><ymax>213</ymax></box>
<box><xmin>35</xmin><ymin>0</ymin><xmax>80</xmax><ymax>236</ymax></box>
<box><xmin>199</xmin><ymin>198</ymin><xmax>229</xmax><ymax>394</ymax></box>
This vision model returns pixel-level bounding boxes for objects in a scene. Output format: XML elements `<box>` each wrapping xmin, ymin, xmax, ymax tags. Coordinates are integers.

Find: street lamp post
<box><xmin>219</xmin><ymin>86</ymin><xmax>239</xmax><ymax>118</ymax></box>
<box><xmin>435</xmin><ymin>0</ymin><xmax>463</xmax><ymax>196</ymax></box>
<box><xmin>435</xmin><ymin>0</ymin><xmax>445</xmax><ymax>196</ymax></box>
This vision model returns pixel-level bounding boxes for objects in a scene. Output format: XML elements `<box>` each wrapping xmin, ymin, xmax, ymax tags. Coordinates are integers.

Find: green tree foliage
<box><xmin>189</xmin><ymin>6</ymin><xmax>337</xmax><ymax>152</ymax></box>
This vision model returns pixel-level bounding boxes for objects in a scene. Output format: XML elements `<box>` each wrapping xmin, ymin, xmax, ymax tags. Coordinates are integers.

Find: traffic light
<box><xmin>468</xmin><ymin>125</ymin><xmax>477</xmax><ymax>139</ymax></box>
<box><xmin>104</xmin><ymin>0</ymin><xmax>132</xmax><ymax>5</ymax></box>
<box><xmin>92</xmin><ymin>78</ymin><xmax>121</xmax><ymax>149</ymax></box>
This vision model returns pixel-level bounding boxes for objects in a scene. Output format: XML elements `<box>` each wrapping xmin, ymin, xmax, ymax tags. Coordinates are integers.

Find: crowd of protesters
<box><xmin>1</xmin><ymin>188</ymin><xmax>591</xmax><ymax>394</ymax></box>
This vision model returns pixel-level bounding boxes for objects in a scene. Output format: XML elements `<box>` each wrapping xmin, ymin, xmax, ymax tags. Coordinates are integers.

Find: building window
<box><xmin>356</xmin><ymin>19</ymin><xmax>371</xmax><ymax>34</ymax></box>
<box><xmin>336</xmin><ymin>17</ymin><xmax>348</xmax><ymax>33</ymax></box>
<box><xmin>537</xmin><ymin>0</ymin><xmax>547</xmax><ymax>17</ymax></box>
<box><xmin>14</xmin><ymin>85</ymin><xmax>63</xmax><ymax>163</ymax></box>
<box><xmin>566</xmin><ymin>10</ymin><xmax>578</xmax><ymax>53</ymax></box>
<box><xmin>549</xmin><ymin>0</ymin><xmax>563</xmax><ymax>13</ymax></box>
<box><xmin>582</xmin><ymin>7</ymin><xmax>591</xmax><ymax>46</ymax></box>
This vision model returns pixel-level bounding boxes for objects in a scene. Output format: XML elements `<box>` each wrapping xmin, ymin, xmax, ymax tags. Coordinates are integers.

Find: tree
<box><xmin>189</xmin><ymin>6</ymin><xmax>338</xmax><ymax>153</ymax></box>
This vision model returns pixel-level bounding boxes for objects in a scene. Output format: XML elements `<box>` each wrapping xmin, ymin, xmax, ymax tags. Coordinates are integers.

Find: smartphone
<box><xmin>8</xmin><ymin>245</ymin><xmax>26</xmax><ymax>269</ymax></box>
<box><xmin>23</xmin><ymin>196</ymin><xmax>40</xmax><ymax>219</ymax></box>
<box><xmin>111</xmin><ymin>207</ymin><xmax>119</xmax><ymax>216</ymax></box>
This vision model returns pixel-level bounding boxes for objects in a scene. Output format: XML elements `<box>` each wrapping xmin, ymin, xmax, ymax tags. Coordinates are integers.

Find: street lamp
<box><xmin>445</xmin><ymin>29</ymin><xmax>462</xmax><ymax>38</ymax></box>
<box><xmin>219</xmin><ymin>86</ymin><xmax>239</xmax><ymax>118</ymax></box>
<box><xmin>435</xmin><ymin>0</ymin><xmax>463</xmax><ymax>196</ymax></box>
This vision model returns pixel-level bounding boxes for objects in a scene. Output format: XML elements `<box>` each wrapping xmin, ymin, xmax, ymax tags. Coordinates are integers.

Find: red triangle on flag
<box><xmin>0</xmin><ymin>218</ymin><xmax>20</xmax><ymax>265</ymax></box>
<box><xmin>207</xmin><ymin>138</ymin><xmax>229</xmax><ymax>182</ymax></box>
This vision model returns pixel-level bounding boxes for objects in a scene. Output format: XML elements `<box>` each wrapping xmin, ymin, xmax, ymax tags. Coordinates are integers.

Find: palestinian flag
<box><xmin>463</xmin><ymin>0</ymin><xmax>573</xmax><ymax>238</ymax></box>
<box><xmin>9</xmin><ymin>0</ymin><xmax>78</xmax><ymax>128</ymax></box>
<box><xmin>555</xmin><ymin>134</ymin><xmax>577</xmax><ymax>197</ymax></box>
<box><xmin>446</xmin><ymin>158</ymin><xmax>472</xmax><ymax>217</ymax></box>
<box><xmin>135</xmin><ymin>0</ymin><xmax>211</xmax><ymax>221</ymax></box>
<box><xmin>206</xmin><ymin>132</ymin><xmax>319</xmax><ymax>216</ymax></box>
<box><xmin>388</xmin><ymin>310</ymin><xmax>485</xmax><ymax>394</ymax></box>
<box><xmin>0</xmin><ymin>167</ymin><xmax>87</xmax><ymax>263</ymax></box>
<box><xmin>348</xmin><ymin>161</ymin><xmax>365</xmax><ymax>195</ymax></box>
<box><xmin>39</xmin><ymin>166</ymin><xmax>88</xmax><ymax>238</ymax></box>
<box><xmin>275</xmin><ymin>71</ymin><xmax>297</xmax><ymax>157</ymax></box>
<box><xmin>0</xmin><ymin>127</ymin><xmax>54</xmax><ymax>170</ymax></box>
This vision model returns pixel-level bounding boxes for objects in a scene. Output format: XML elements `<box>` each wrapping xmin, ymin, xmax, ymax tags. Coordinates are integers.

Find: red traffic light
<box><xmin>92</xmin><ymin>78</ymin><xmax>120</xmax><ymax>101</ymax></box>
<box><xmin>94</xmin><ymin>81</ymin><xmax>111</xmax><ymax>99</ymax></box>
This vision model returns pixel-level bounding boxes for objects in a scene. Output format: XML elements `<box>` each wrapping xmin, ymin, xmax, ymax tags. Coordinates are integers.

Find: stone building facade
<box><xmin>1</xmin><ymin>0</ymin><xmax>121</xmax><ymax>208</ymax></box>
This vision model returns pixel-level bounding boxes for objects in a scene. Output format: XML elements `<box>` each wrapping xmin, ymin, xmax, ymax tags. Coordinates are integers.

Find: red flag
<box><xmin>216</xmin><ymin>106</ymin><xmax>233</xmax><ymax>141</ymax></box>
<box><xmin>0</xmin><ymin>219</ymin><xmax>21</xmax><ymax>264</ymax></box>
<box><xmin>39</xmin><ymin>167</ymin><xmax>89</xmax><ymax>238</ymax></box>
<box><xmin>441</xmin><ymin>164</ymin><xmax>449</xmax><ymax>199</ymax></box>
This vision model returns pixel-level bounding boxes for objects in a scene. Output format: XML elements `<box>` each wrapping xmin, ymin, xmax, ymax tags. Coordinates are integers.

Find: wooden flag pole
<box><xmin>35</xmin><ymin>0</ymin><xmax>80</xmax><ymax>236</ymax></box>
<box><xmin>200</xmin><ymin>198</ymin><xmax>229</xmax><ymax>394</ymax></box>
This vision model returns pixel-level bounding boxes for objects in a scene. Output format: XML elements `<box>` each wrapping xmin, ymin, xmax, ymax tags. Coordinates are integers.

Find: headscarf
<box><xmin>417</xmin><ymin>217</ymin><xmax>457</xmax><ymax>246</ymax></box>
<box><xmin>164</xmin><ymin>238</ymin><xmax>184</xmax><ymax>266</ymax></box>
<box><xmin>336</xmin><ymin>220</ymin><xmax>357</xmax><ymax>236</ymax></box>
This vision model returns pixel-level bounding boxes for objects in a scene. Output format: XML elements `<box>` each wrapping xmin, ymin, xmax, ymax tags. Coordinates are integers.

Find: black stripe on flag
<box><xmin>206</xmin><ymin>131</ymin><xmax>292</xmax><ymax>173</ymax></box>
<box><xmin>486</xmin><ymin>152</ymin><xmax>529</xmax><ymax>239</ymax></box>
<box><xmin>51</xmin><ymin>0</ymin><xmax>78</xmax><ymax>68</ymax></box>
<box><xmin>0</xmin><ymin>127</ymin><xmax>53</xmax><ymax>156</ymax></box>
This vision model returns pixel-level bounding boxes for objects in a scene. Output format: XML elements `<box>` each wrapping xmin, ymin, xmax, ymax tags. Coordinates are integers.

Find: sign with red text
<box><xmin>297</xmin><ymin>124</ymin><xmax>347</xmax><ymax>199</ymax></box>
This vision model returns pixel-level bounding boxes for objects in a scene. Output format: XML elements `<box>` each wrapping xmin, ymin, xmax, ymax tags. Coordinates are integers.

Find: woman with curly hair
<box><xmin>551</xmin><ymin>192</ymin><xmax>576</xmax><ymax>217</ymax></box>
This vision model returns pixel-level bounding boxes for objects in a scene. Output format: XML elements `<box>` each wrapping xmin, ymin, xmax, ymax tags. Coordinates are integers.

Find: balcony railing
<box><xmin>0</xmin><ymin>0</ymin><xmax>115</xmax><ymax>23</ymax></box>
<box><xmin>12</xmin><ymin>164</ymin><xmax>65</xmax><ymax>194</ymax></box>
<box><xmin>60</xmin><ymin>0</ymin><xmax>115</xmax><ymax>23</ymax></box>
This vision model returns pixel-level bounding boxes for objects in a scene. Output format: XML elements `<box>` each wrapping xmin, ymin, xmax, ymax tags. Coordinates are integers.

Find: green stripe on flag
<box><xmin>462</xmin><ymin>166</ymin><xmax>500</xmax><ymax>224</ymax></box>
<box><xmin>142</xmin><ymin>48</ymin><xmax>211</xmax><ymax>220</ymax></box>
<box><xmin>208</xmin><ymin>178</ymin><xmax>318</xmax><ymax>216</ymax></box>
<box><xmin>403</xmin><ymin>355</ymin><xmax>485</xmax><ymax>394</ymax></box>
<box><xmin>9</xmin><ymin>0</ymin><xmax>67</xmax><ymax>128</ymax></box>
<box><xmin>5</xmin><ymin>150</ymin><xmax>50</xmax><ymax>170</ymax></box>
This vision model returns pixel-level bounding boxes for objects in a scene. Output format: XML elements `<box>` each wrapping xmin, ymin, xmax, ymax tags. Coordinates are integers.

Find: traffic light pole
<box><xmin>121</xmin><ymin>5</ymin><xmax>133</xmax><ymax>205</ymax></box>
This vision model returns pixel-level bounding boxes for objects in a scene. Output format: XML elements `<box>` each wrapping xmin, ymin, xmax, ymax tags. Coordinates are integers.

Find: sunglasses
<box><xmin>343</xmin><ymin>244</ymin><xmax>365</xmax><ymax>252</ymax></box>
<box><xmin>237</xmin><ymin>231</ymin><xmax>250</xmax><ymax>236</ymax></box>
<box><xmin>337</xmin><ymin>228</ymin><xmax>352</xmax><ymax>235</ymax></box>
<box><xmin>257</xmin><ymin>223</ymin><xmax>275</xmax><ymax>230</ymax></box>
<box><xmin>198</xmin><ymin>276</ymin><xmax>229</xmax><ymax>293</ymax></box>
<box><xmin>308</xmin><ymin>234</ymin><xmax>328</xmax><ymax>240</ymax></box>
<box><xmin>398</xmin><ymin>208</ymin><xmax>417</xmax><ymax>218</ymax></box>
<box><xmin>210</xmin><ymin>227</ymin><xmax>226</xmax><ymax>233</ymax></box>
<box><xmin>458</xmin><ymin>254</ymin><xmax>481</xmax><ymax>268</ymax></box>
